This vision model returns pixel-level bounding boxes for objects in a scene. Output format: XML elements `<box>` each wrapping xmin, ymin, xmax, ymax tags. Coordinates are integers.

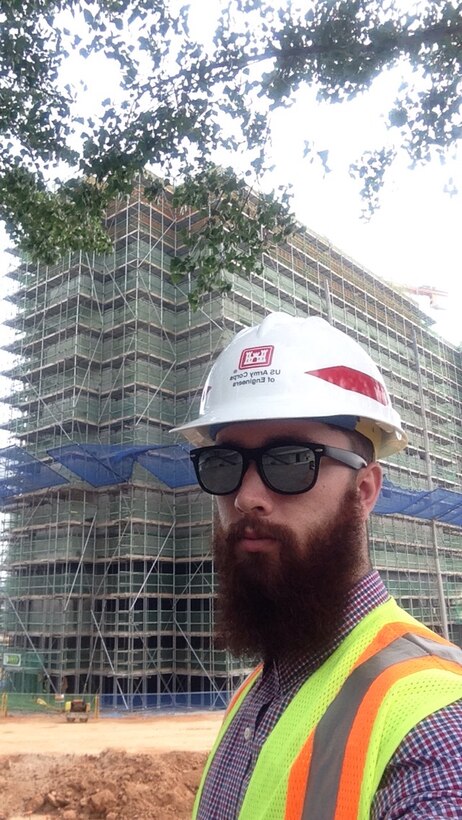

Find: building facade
<box><xmin>0</xmin><ymin>180</ymin><xmax>461</xmax><ymax>707</ymax></box>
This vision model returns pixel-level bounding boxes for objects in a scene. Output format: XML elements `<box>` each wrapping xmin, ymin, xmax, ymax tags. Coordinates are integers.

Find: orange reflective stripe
<box><xmin>353</xmin><ymin>621</ymin><xmax>443</xmax><ymax>669</ymax></box>
<box><xmin>334</xmin><ymin>656</ymin><xmax>462</xmax><ymax>820</ymax></box>
<box><xmin>284</xmin><ymin>732</ymin><xmax>315</xmax><ymax>820</ymax></box>
<box><xmin>225</xmin><ymin>663</ymin><xmax>263</xmax><ymax>717</ymax></box>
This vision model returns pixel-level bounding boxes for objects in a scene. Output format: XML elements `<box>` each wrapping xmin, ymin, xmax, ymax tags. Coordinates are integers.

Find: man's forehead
<box><xmin>215</xmin><ymin>419</ymin><xmax>349</xmax><ymax>446</ymax></box>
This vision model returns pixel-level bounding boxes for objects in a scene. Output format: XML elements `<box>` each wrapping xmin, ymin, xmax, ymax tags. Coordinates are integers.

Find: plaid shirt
<box><xmin>198</xmin><ymin>571</ymin><xmax>462</xmax><ymax>819</ymax></box>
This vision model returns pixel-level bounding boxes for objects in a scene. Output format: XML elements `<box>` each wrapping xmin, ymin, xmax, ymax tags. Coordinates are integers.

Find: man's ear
<box><xmin>356</xmin><ymin>461</ymin><xmax>383</xmax><ymax>518</ymax></box>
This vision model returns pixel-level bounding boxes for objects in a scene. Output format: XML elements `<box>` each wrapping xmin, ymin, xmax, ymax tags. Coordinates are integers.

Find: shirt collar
<box><xmin>267</xmin><ymin>570</ymin><xmax>390</xmax><ymax>694</ymax></box>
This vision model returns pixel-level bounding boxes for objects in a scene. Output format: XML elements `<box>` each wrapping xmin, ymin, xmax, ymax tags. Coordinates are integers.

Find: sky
<box><xmin>270</xmin><ymin>89</ymin><xmax>462</xmax><ymax>345</ymax></box>
<box><xmin>1</xmin><ymin>0</ymin><xmax>461</xmax><ymax>347</ymax></box>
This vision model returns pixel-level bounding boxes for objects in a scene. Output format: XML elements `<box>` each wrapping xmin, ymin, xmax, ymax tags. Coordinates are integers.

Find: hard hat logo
<box><xmin>306</xmin><ymin>366</ymin><xmax>389</xmax><ymax>407</ymax></box>
<box><xmin>239</xmin><ymin>346</ymin><xmax>274</xmax><ymax>369</ymax></box>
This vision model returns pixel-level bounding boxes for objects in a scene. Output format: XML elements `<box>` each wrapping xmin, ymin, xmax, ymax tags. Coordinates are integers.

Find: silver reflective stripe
<box><xmin>301</xmin><ymin>633</ymin><xmax>462</xmax><ymax>820</ymax></box>
<box><xmin>404</xmin><ymin>633</ymin><xmax>462</xmax><ymax>665</ymax></box>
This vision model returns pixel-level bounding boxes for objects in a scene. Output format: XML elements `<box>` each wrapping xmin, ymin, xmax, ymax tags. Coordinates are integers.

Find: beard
<box><xmin>212</xmin><ymin>487</ymin><xmax>367</xmax><ymax>661</ymax></box>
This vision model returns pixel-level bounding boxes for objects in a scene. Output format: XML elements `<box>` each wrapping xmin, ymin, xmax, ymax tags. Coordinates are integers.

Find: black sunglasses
<box><xmin>190</xmin><ymin>442</ymin><xmax>367</xmax><ymax>496</ymax></box>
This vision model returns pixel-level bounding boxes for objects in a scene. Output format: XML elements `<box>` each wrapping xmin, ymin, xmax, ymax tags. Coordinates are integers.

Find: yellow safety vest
<box><xmin>194</xmin><ymin>599</ymin><xmax>462</xmax><ymax>819</ymax></box>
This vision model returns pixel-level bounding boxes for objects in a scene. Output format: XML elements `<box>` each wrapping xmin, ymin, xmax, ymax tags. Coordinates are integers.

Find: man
<box><xmin>174</xmin><ymin>312</ymin><xmax>462</xmax><ymax>819</ymax></box>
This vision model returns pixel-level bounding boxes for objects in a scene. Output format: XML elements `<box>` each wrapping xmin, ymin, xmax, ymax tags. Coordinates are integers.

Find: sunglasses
<box><xmin>190</xmin><ymin>442</ymin><xmax>367</xmax><ymax>496</ymax></box>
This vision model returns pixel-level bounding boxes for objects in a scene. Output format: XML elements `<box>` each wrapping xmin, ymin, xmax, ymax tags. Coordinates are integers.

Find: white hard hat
<box><xmin>173</xmin><ymin>312</ymin><xmax>407</xmax><ymax>459</ymax></box>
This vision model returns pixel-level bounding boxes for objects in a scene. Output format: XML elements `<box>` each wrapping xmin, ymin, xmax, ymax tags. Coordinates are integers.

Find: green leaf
<box><xmin>0</xmin><ymin>0</ymin><xmax>460</xmax><ymax>292</ymax></box>
<box><xmin>83</xmin><ymin>9</ymin><xmax>94</xmax><ymax>26</ymax></box>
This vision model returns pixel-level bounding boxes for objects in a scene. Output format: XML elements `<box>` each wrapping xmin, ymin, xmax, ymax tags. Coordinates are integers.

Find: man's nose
<box><xmin>234</xmin><ymin>461</ymin><xmax>273</xmax><ymax>515</ymax></box>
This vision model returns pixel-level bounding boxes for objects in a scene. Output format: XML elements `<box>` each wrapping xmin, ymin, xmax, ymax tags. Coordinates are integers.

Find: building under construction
<box><xmin>0</xmin><ymin>179</ymin><xmax>461</xmax><ymax>707</ymax></box>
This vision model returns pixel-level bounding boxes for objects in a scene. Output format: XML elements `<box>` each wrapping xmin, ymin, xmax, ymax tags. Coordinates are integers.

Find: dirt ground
<box><xmin>0</xmin><ymin>712</ymin><xmax>224</xmax><ymax>819</ymax></box>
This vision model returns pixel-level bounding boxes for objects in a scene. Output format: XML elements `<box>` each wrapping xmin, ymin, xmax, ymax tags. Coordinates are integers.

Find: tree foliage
<box><xmin>1</xmin><ymin>0</ymin><xmax>461</xmax><ymax>303</ymax></box>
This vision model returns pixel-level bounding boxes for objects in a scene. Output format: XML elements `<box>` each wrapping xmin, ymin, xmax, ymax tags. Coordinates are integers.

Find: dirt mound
<box><xmin>0</xmin><ymin>749</ymin><xmax>207</xmax><ymax>819</ymax></box>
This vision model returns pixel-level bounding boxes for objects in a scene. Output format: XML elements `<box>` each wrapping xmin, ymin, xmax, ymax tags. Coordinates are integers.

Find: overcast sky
<box><xmin>269</xmin><ymin>87</ymin><xmax>462</xmax><ymax>345</ymax></box>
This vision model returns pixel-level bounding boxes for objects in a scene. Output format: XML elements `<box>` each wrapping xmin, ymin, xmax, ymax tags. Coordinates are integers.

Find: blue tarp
<box><xmin>374</xmin><ymin>478</ymin><xmax>462</xmax><ymax>525</ymax></box>
<box><xmin>0</xmin><ymin>445</ymin><xmax>68</xmax><ymax>500</ymax></box>
<box><xmin>137</xmin><ymin>445</ymin><xmax>196</xmax><ymax>488</ymax></box>
<box><xmin>47</xmin><ymin>444</ymin><xmax>155</xmax><ymax>487</ymax></box>
<box><xmin>0</xmin><ymin>444</ymin><xmax>461</xmax><ymax>526</ymax></box>
<box><xmin>48</xmin><ymin>443</ymin><xmax>196</xmax><ymax>488</ymax></box>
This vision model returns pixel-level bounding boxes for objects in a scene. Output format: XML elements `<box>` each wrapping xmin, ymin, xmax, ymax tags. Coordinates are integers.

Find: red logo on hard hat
<box><xmin>306</xmin><ymin>366</ymin><xmax>388</xmax><ymax>406</ymax></box>
<box><xmin>239</xmin><ymin>346</ymin><xmax>274</xmax><ymax>369</ymax></box>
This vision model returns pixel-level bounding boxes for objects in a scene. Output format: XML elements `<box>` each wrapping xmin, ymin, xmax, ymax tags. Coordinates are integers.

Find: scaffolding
<box><xmin>0</xmin><ymin>179</ymin><xmax>461</xmax><ymax>706</ymax></box>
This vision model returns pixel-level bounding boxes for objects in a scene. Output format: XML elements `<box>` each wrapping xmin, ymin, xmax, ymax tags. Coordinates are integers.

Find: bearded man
<box><xmin>174</xmin><ymin>313</ymin><xmax>462</xmax><ymax>819</ymax></box>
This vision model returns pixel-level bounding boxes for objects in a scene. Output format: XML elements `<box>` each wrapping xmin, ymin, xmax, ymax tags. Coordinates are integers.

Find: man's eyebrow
<box><xmin>216</xmin><ymin>439</ymin><xmax>323</xmax><ymax>449</ymax></box>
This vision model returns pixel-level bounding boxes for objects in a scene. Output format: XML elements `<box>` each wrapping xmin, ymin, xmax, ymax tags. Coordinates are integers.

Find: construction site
<box><xmin>0</xmin><ymin>178</ymin><xmax>461</xmax><ymax>709</ymax></box>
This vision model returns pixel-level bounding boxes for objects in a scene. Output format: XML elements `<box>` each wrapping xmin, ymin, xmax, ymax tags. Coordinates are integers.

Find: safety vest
<box><xmin>194</xmin><ymin>598</ymin><xmax>462</xmax><ymax>819</ymax></box>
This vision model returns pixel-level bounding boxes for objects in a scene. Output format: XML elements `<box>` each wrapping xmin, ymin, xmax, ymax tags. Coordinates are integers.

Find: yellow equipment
<box><xmin>64</xmin><ymin>698</ymin><xmax>90</xmax><ymax>722</ymax></box>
